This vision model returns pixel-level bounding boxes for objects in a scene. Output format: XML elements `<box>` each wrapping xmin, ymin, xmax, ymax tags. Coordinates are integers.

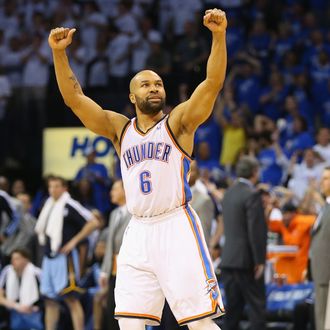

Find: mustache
<box><xmin>147</xmin><ymin>95</ymin><xmax>162</xmax><ymax>100</ymax></box>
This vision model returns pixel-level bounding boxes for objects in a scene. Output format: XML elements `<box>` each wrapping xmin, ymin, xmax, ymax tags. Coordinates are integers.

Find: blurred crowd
<box><xmin>0</xmin><ymin>0</ymin><xmax>329</xmax><ymax>329</ymax></box>
<box><xmin>0</xmin><ymin>0</ymin><xmax>329</xmax><ymax>182</ymax></box>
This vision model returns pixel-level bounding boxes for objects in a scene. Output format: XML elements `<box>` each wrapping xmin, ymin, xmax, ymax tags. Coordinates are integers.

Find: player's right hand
<box><xmin>99</xmin><ymin>274</ymin><xmax>108</xmax><ymax>289</ymax></box>
<box><xmin>48</xmin><ymin>27</ymin><xmax>76</xmax><ymax>50</ymax></box>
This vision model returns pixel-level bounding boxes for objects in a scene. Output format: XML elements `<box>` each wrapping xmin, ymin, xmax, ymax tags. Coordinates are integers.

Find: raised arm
<box><xmin>170</xmin><ymin>9</ymin><xmax>227</xmax><ymax>133</ymax></box>
<box><xmin>48</xmin><ymin>28</ymin><xmax>129</xmax><ymax>153</ymax></box>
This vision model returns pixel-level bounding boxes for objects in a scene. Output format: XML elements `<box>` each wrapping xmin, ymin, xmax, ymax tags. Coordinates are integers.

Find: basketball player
<box><xmin>48</xmin><ymin>8</ymin><xmax>227</xmax><ymax>330</ymax></box>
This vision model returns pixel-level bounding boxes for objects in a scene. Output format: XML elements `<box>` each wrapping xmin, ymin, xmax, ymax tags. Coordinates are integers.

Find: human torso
<box><xmin>120</xmin><ymin>116</ymin><xmax>192</xmax><ymax>217</ymax></box>
<box><xmin>45</xmin><ymin>199</ymin><xmax>91</xmax><ymax>257</ymax></box>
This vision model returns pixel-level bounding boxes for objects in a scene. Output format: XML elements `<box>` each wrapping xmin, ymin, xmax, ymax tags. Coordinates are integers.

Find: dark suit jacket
<box><xmin>221</xmin><ymin>180</ymin><xmax>267</xmax><ymax>270</ymax></box>
<box><xmin>311</xmin><ymin>203</ymin><xmax>330</xmax><ymax>284</ymax></box>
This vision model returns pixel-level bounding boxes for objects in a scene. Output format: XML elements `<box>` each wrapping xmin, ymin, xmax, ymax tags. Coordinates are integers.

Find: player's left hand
<box><xmin>60</xmin><ymin>239</ymin><xmax>77</xmax><ymax>254</ymax></box>
<box><xmin>203</xmin><ymin>8</ymin><xmax>227</xmax><ymax>33</ymax></box>
<box><xmin>254</xmin><ymin>264</ymin><xmax>265</xmax><ymax>280</ymax></box>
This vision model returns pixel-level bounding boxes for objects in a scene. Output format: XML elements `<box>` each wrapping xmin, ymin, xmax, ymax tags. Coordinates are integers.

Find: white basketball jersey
<box><xmin>120</xmin><ymin>115</ymin><xmax>192</xmax><ymax>217</ymax></box>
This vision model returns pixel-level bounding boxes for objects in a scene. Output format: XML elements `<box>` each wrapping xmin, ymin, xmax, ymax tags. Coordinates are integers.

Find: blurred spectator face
<box><xmin>0</xmin><ymin>176</ymin><xmax>9</xmax><ymax>192</ymax></box>
<box><xmin>32</xmin><ymin>11</ymin><xmax>44</xmax><ymax>26</ymax></box>
<box><xmin>223</xmin><ymin>86</ymin><xmax>234</xmax><ymax>102</ymax></box>
<box><xmin>319</xmin><ymin>50</ymin><xmax>329</xmax><ymax>66</ymax></box>
<box><xmin>252</xmin><ymin>19</ymin><xmax>266</xmax><ymax>35</ymax></box>
<box><xmin>48</xmin><ymin>179</ymin><xmax>67</xmax><ymax>200</ymax></box>
<box><xmin>278</xmin><ymin>21</ymin><xmax>291</xmax><ymax>38</ymax></box>
<box><xmin>17</xmin><ymin>193</ymin><xmax>32</xmax><ymax>213</ymax></box>
<box><xmin>293</xmin><ymin>116</ymin><xmax>307</xmax><ymax>133</ymax></box>
<box><xmin>118</xmin><ymin>1</ymin><xmax>133</xmax><ymax>14</ymax></box>
<box><xmin>150</xmin><ymin>41</ymin><xmax>161</xmax><ymax>53</ymax></box>
<box><xmin>247</xmin><ymin>137</ymin><xmax>259</xmax><ymax>154</ymax></box>
<box><xmin>110</xmin><ymin>180</ymin><xmax>125</xmax><ymax>205</ymax></box>
<box><xmin>83</xmin><ymin>1</ymin><xmax>98</xmax><ymax>14</ymax></box>
<box><xmin>231</xmin><ymin>111</ymin><xmax>243</xmax><ymax>128</ymax></box>
<box><xmin>303</xmin><ymin>149</ymin><xmax>315</xmax><ymax>167</ymax></box>
<box><xmin>78</xmin><ymin>178</ymin><xmax>92</xmax><ymax>195</ymax></box>
<box><xmin>188</xmin><ymin>160</ymin><xmax>199</xmax><ymax>186</ymax></box>
<box><xmin>140</xmin><ymin>18</ymin><xmax>152</xmax><ymax>34</ymax></box>
<box><xmin>317</xmin><ymin>128</ymin><xmax>330</xmax><ymax>146</ymax></box>
<box><xmin>291</xmin><ymin>3</ymin><xmax>304</xmax><ymax>17</ymax></box>
<box><xmin>86</xmin><ymin>151</ymin><xmax>96</xmax><ymax>164</ymax></box>
<box><xmin>294</xmin><ymin>72</ymin><xmax>308</xmax><ymax>88</ymax></box>
<box><xmin>270</xmin><ymin>72</ymin><xmax>283</xmax><ymax>88</ymax></box>
<box><xmin>284</xmin><ymin>96</ymin><xmax>298</xmax><ymax>115</ymax></box>
<box><xmin>11</xmin><ymin>252</ymin><xmax>28</xmax><ymax>274</ymax></box>
<box><xmin>53</xmin><ymin>9</ymin><xmax>68</xmax><ymax>27</ymax></box>
<box><xmin>310</xmin><ymin>29</ymin><xmax>323</xmax><ymax>45</ymax></box>
<box><xmin>11</xmin><ymin>179</ymin><xmax>26</xmax><ymax>196</ymax></box>
<box><xmin>241</xmin><ymin>62</ymin><xmax>253</xmax><ymax>78</ymax></box>
<box><xmin>9</xmin><ymin>36</ymin><xmax>21</xmax><ymax>51</ymax></box>
<box><xmin>94</xmin><ymin>240</ymin><xmax>106</xmax><ymax>261</ymax></box>
<box><xmin>321</xmin><ymin>169</ymin><xmax>330</xmax><ymax>196</ymax></box>
<box><xmin>260</xmin><ymin>189</ymin><xmax>271</xmax><ymax>209</ymax></box>
<box><xmin>258</xmin><ymin>135</ymin><xmax>272</xmax><ymax>149</ymax></box>
<box><xmin>197</xmin><ymin>142</ymin><xmax>210</xmax><ymax>161</ymax></box>
<box><xmin>184</xmin><ymin>20</ymin><xmax>197</xmax><ymax>36</ymax></box>
<box><xmin>4</xmin><ymin>0</ymin><xmax>16</xmax><ymax>15</ymax></box>
<box><xmin>303</xmin><ymin>12</ymin><xmax>317</xmax><ymax>29</ymax></box>
<box><xmin>96</xmin><ymin>31</ymin><xmax>108</xmax><ymax>51</ymax></box>
<box><xmin>32</xmin><ymin>34</ymin><xmax>43</xmax><ymax>49</ymax></box>
<box><xmin>282</xmin><ymin>211</ymin><xmax>295</xmax><ymax>227</ymax></box>
<box><xmin>283</xmin><ymin>51</ymin><xmax>298</xmax><ymax>67</ymax></box>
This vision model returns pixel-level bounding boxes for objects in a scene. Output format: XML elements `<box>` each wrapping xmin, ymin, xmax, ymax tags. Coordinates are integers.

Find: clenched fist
<box><xmin>48</xmin><ymin>27</ymin><xmax>76</xmax><ymax>50</ymax></box>
<box><xmin>203</xmin><ymin>8</ymin><xmax>227</xmax><ymax>33</ymax></box>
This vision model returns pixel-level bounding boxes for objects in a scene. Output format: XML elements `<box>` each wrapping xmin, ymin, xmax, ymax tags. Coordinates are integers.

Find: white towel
<box><xmin>35</xmin><ymin>191</ymin><xmax>70</xmax><ymax>253</ymax></box>
<box><xmin>6</xmin><ymin>263</ymin><xmax>40</xmax><ymax>306</ymax></box>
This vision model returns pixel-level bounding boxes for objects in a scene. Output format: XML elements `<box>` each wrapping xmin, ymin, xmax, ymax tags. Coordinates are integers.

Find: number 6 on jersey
<box><xmin>139</xmin><ymin>170</ymin><xmax>152</xmax><ymax>194</ymax></box>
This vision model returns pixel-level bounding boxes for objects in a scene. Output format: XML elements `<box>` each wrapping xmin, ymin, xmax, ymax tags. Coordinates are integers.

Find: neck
<box><xmin>136</xmin><ymin>111</ymin><xmax>165</xmax><ymax>132</ymax></box>
<box><xmin>16</xmin><ymin>263</ymin><xmax>28</xmax><ymax>276</ymax></box>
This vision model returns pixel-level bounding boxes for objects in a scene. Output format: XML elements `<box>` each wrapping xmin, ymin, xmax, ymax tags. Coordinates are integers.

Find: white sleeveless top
<box><xmin>120</xmin><ymin>116</ymin><xmax>192</xmax><ymax>217</ymax></box>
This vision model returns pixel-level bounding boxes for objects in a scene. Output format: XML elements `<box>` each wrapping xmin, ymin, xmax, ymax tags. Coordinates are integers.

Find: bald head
<box><xmin>128</xmin><ymin>70</ymin><xmax>166</xmax><ymax>115</ymax></box>
<box><xmin>129</xmin><ymin>70</ymin><xmax>162</xmax><ymax>93</ymax></box>
<box><xmin>0</xmin><ymin>176</ymin><xmax>9</xmax><ymax>192</ymax></box>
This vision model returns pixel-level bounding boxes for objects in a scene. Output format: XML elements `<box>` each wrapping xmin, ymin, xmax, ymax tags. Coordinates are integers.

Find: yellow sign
<box><xmin>43</xmin><ymin>128</ymin><xmax>115</xmax><ymax>179</ymax></box>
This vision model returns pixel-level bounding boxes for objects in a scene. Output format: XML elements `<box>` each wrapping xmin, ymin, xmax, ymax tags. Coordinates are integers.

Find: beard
<box><xmin>135</xmin><ymin>95</ymin><xmax>166</xmax><ymax>115</ymax></box>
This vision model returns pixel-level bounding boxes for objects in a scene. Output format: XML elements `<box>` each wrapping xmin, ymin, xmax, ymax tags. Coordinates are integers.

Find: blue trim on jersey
<box><xmin>183</xmin><ymin>157</ymin><xmax>192</xmax><ymax>203</ymax></box>
<box><xmin>185</xmin><ymin>205</ymin><xmax>218</xmax><ymax>300</ymax></box>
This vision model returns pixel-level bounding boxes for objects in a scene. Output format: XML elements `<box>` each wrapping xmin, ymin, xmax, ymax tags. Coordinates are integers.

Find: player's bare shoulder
<box><xmin>104</xmin><ymin>110</ymin><xmax>130</xmax><ymax>154</ymax></box>
<box><xmin>167</xmin><ymin>101</ymin><xmax>188</xmax><ymax>135</ymax></box>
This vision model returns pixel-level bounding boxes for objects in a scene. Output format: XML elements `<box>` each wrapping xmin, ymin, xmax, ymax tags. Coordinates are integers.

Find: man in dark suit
<box><xmin>221</xmin><ymin>156</ymin><xmax>267</xmax><ymax>330</ymax></box>
<box><xmin>310</xmin><ymin>166</ymin><xmax>330</xmax><ymax>330</ymax></box>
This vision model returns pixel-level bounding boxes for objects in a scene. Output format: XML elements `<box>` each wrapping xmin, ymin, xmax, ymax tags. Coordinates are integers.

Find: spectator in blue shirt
<box><xmin>230</xmin><ymin>53</ymin><xmax>262</xmax><ymax>114</ymax></box>
<box><xmin>257</xmin><ymin>131</ymin><xmax>288</xmax><ymax>186</ymax></box>
<box><xmin>282</xmin><ymin>115</ymin><xmax>315</xmax><ymax>158</ymax></box>
<box><xmin>259</xmin><ymin>71</ymin><xmax>289</xmax><ymax>121</ymax></box>
<box><xmin>74</xmin><ymin>146</ymin><xmax>111</xmax><ymax>215</ymax></box>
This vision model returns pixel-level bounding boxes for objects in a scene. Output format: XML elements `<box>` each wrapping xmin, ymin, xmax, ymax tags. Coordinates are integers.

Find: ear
<box><xmin>129</xmin><ymin>93</ymin><xmax>136</xmax><ymax>104</ymax></box>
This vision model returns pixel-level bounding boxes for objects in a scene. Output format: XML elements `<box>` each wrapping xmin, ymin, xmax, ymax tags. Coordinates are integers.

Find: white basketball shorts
<box><xmin>114</xmin><ymin>204</ymin><xmax>225</xmax><ymax>326</ymax></box>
